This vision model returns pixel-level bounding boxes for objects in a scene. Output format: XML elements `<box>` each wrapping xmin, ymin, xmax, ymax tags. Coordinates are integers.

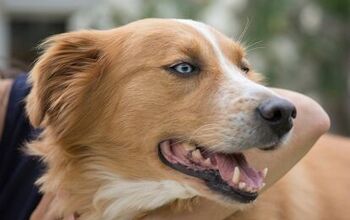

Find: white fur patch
<box><xmin>175</xmin><ymin>19</ymin><xmax>275</xmax><ymax>98</ymax></box>
<box><xmin>92</xmin><ymin>172</ymin><xmax>197</xmax><ymax>220</ymax></box>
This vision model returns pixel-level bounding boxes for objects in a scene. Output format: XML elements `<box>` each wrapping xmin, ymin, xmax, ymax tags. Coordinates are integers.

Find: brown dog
<box><xmin>23</xmin><ymin>19</ymin><xmax>349</xmax><ymax>219</ymax></box>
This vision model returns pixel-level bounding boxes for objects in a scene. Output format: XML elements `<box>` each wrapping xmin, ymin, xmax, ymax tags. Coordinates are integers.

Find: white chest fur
<box><xmin>92</xmin><ymin>175</ymin><xmax>197</xmax><ymax>220</ymax></box>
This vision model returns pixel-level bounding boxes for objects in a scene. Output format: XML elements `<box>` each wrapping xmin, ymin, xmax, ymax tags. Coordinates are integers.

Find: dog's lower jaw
<box><xmin>90</xmin><ymin>174</ymin><xmax>198</xmax><ymax>220</ymax></box>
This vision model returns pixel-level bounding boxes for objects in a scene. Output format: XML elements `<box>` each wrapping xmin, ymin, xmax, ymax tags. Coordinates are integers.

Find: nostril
<box><xmin>258</xmin><ymin>104</ymin><xmax>283</xmax><ymax>122</ymax></box>
<box><xmin>291</xmin><ymin>107</ymin><xmax>297</xmax><ymax>119</ymax></box>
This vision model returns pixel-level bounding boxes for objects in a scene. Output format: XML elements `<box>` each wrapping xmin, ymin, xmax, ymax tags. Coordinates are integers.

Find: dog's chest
<box><xmin>92</xmin><ymin>177</ymin><xmax>197</xmax><ymax>219</ymax></box>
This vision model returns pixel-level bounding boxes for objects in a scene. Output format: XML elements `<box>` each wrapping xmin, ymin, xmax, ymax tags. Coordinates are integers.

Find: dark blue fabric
<box><xmin>0</xmin><ymin>74</ymin><xmax>43</xmax><ymax>220</ymax></box>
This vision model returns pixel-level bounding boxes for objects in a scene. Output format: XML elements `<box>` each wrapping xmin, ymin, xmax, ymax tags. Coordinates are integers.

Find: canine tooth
<box><xmin>192</xmin><ymin>149</ymin><xmax>203</xmax><ymax>160</ymax></box>
<box><xmin>183</xmin><ymin>143</ymin><xmax>195</xmax><ymax>151</ymax></box>
<box><xmin>203</xmin><ymin>158</ymin><xmax>212</xmax><ymax>166</ymax></box>
<box><xmin>259</xmin><ymin>183</ymin><xmax>266</xmax><ymax>190</ymax></box>
<box><xmin>232</xmin><ymin>167</ymin><xmax>240</xmax><ymax>184</ymax></box>
<box><xmin>238</xmin><ymin>182</ymin><xmax>246</xmax><ymax>190</ymax></box>
<box><xmin>262</xmin><ymin>168</ymin><xmax>268</xmax><ymax>178</ymax></box>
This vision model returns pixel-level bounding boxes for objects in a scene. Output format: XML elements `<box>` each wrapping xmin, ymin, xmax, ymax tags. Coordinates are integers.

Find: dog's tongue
<box><xmin>214</xmin><ymin>153</ymin><xmax>264</xmax><ymax>189</ymax></box>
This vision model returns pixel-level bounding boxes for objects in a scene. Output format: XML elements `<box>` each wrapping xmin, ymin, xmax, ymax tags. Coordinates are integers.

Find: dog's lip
<box><xmin>260</xmin><ymin>144</ymin><xmax>279</xmax><ymax>151</ymax></box>
<box><xmin>258</xmin><ymin>134</ymin><xmax>288</xmax><ymax>151</ymax></box>
<box><xmin>158</xmin><ymin>139</ymin><xmax>268</xmax><ymax>203</ymax></box>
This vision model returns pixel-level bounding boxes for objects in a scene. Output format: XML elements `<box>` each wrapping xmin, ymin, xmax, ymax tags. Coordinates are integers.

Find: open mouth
<box><xmin>158</xmin><ymin>140</ymin><xmax>268</xmax><ymax>203</ymax></box>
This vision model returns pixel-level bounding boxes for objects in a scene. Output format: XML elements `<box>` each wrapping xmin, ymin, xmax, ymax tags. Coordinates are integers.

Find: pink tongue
<box><xmin>214</xmin><ymin>153</ymin><xmax>262</xmax><ymax>188</ymax></box>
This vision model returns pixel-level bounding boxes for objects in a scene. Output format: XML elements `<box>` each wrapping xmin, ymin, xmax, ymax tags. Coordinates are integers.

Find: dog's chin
<box><xmin>158</xmin><ymin>139</ymin><xmax>272</xmax><ymax>204</ymax></box>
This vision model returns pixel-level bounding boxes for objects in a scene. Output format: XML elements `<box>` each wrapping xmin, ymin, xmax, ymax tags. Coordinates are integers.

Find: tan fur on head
<box><xmin>25</xmin><ymin>19</ymin><xmax>282</xmax><ymax>219</ymax></box>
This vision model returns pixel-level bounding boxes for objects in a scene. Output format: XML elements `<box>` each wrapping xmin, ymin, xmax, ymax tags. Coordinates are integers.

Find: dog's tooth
<box><xmin>192</xmin><ymin>149</ymin><xmax>203</xmax><ymax>161</ymax></box>
<box><xmin>259</xmin><ymin>183</ymin><xmax>266</xmax><ymax>190</ymax></box>
<box><xmin>183</xmin><ymin>143</ymin><xmax>195</xmax><ymax>151</ymax></box>
<box><xmin>203</xmin><ymin>158</ymin><xmax>212</xmax><ymax>166</ymax></box>
<box><xmin>238</xmin><ymin>182</ymin><xmax>246</xmax><ymax>190</ymax></box>
<box><xmin>246</xmin><ymin>186</ymin><xmax>253</xmax><ymax>192</ymax></box>
<box><xmin>232</xmin><ymin>167</ymin><xmax>240</xmax><ymax>184</ymax></box>
<box><xmin>262</xmin><ymin>168</ymin><xmax>268</xmax><ymax>178</ymax></box>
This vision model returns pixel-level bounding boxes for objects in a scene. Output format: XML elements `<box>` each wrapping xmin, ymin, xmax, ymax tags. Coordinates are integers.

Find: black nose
<box><xmin>257</xmin><ymin>97</ymin><xmax>297</xmax><ymax>138</ymax></box>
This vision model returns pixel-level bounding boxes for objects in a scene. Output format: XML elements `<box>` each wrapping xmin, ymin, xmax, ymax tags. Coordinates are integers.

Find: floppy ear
<box><xmin>26</xmin><ymin>30</ymin><xmax>109</xmax><ymax>133</ymax></box>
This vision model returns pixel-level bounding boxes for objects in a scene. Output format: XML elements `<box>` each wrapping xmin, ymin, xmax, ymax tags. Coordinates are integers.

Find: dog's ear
<box><xmin>26</xmin><ymin>30</ymin><xmax>109</xmax><ymax>132</ymax></box>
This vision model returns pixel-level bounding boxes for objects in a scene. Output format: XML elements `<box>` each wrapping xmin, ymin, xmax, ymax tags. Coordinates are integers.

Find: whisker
<box><xmin>189</xmin><ymin>123</ymin><xmax>220</xmax><ymax>139</ymax></box>
<box><xmin>245</xmin><ymin>40</ymin><xmax>264</xmax><ymax>51</ymax></box>
<box><xmin>237</xmin><ymin>17</ymin><xmax>251</xmax><ymax>44</ymax></box>
<box><xmin>246</xmin><ymin>46</ymin><xmax>266</xmax><ymax>53</ymax></box>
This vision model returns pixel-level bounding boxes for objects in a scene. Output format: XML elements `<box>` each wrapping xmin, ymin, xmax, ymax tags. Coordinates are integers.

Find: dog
<box><xmin>23</xmin><ymin>18</ymin><xmax>349</xmax><ymax>219</ymax></box>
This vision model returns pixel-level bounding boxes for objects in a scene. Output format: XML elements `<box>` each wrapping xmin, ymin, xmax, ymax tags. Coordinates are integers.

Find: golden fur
<box><xmin>26</xmin><ymin>19</ymin><xmax>263</xmax><ymax>219</ymax></box>
<box><xmin>24</xmin><ymin>19</ymin><xmax>349</xmax><ymax>219</ymax></box>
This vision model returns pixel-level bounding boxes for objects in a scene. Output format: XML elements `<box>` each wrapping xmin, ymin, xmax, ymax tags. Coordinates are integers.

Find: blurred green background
<box><xmin>0</xmin><ymin>0</ymin><xmax>349</xmax><ymax>136</ymax></box>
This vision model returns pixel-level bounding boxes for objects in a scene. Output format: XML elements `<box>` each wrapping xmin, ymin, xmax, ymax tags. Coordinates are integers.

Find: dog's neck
<box><xmin>39</xmin><ymin>168</ymin><xmax>198</xmax><ymax>219</ymax></box>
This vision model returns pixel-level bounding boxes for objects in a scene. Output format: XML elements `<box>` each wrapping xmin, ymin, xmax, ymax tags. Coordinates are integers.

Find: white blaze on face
<box><xmin>174</xmin><ymin>19</ymin><xmax>276</xmax><ymax>103</ymax></box>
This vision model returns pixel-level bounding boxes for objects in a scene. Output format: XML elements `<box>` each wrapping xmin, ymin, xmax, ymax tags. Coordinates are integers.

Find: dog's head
<box><xmin>26</xmin><ymin>19</ymin><xmax>296</xmax><ymax>214</ymax></box>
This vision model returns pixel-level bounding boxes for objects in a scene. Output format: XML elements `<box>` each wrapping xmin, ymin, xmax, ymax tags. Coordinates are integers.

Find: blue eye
<box><xmin>169</xmin><ymin>62</ymin><xmax>198</xmax><ymax>76</ymax></box>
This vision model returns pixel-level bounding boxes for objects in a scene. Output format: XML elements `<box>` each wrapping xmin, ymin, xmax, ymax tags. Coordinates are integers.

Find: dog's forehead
<box><xmin>124</xmin><ymin>19</ymin><xmax>243</xmax><ymax>58</ymax></box>
<box><xmin>174</xmin><ymin>19</ymin><xmax>227</xmax><ymax>49</ymax></box>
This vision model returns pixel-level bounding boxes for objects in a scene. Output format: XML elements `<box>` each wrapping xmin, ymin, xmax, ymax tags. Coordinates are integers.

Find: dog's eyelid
<box><xmin>167</xmin><ymin>58</ymin><xmax>199</xmax><ymax>67</ymax></box>
<box><xmin>240</xmin><ymin>58</ymin><xmax>250</xmax><ymax>74</ymax></box>
<box><xmin>164</xmin><ymin>60</ymin><xmax>201</xmax><ymax>77</ymax></box>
